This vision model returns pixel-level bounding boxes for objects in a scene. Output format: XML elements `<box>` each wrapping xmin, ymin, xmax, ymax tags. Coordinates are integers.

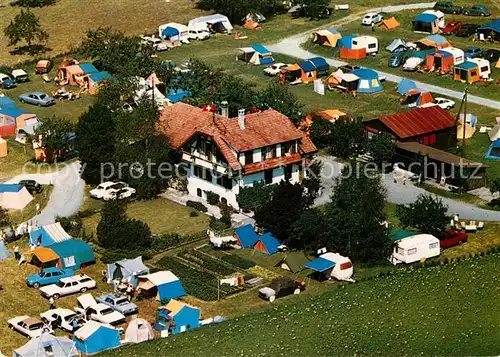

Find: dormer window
<box><xmin>263</xmin><ymin>146</ymin><xmax>276</xmax><ymax>160</ymax></box>
<box><xmin>282</xmin><ymin>142</ymin><xmax>297</xmax><ymax>155</ymax></box>
<box><xmin>245</xmin><ymin>151</ymin><xmax>253</xmax><ymax>165</ymax></box>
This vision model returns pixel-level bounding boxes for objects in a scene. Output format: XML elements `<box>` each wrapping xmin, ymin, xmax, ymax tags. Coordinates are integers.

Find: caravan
<box><xmin>188</xmin><ymin>14</ymin><xmax>233</xmax><ymax>34</ymax></box>
<box><xmin>390</xmin><ymin>234</ymin><xmax>440</xmax><ymax>265</ymax></box>
<box><xmin>158</xmin><ymin>23</ymin><xmax>190</xmax><ymax>43</ymax></box>
<box><xmin>351</xmin><ymin>36</ymin><xmax>379</xmax><ymax>55</ymax></box>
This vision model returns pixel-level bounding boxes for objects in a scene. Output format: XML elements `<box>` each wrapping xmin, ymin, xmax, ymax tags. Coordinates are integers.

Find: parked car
<box><xmin>40</xmin><ymin>308</ymin><xmax>86</xmax><ymax>332</ymax></box>
<box><xmin>434</xmin><ymin>1</ymin><xmax>463</xmax><ymax>14</ymax></box>
<box><xmin>258</xmin><ymin>278</ymin><xmax>305</xmax><ymax>303</ymax></box>
<box><xmin>442</xmin><ymin>21</ymin><xmax>462</xmax><ymax>34</ymax></box>
<box><xmin>440</xmin><ymin>230</ymin><xmax>468</xmax><ymax>249</ymax></box>
<box><xmin>462</xmin><ymin>4</ymin><xmax>490</xmax><ymax>16</ymax></box>
<box><xmin>26</xmin><ymin>267</ymin><xmax>73</xmax><ymax>288</ymax></box>
<box><xmin>388</xmin><ymin>52</ymin><xmax>409</xmax><ymax>68</ymax></box>
<box><xmin>39</xmin><ymin>274</ymin><xmax>96</xmax><ymax>299</ymax></box>
<box><xmin>0</xmin><ymin>73</ymin><xmax>16</xmax><ymax>89</ymax></box>
<box><xmin>403</xmin><ymin>57</ymin><xmax>424</xmax><ymax>71</ymax></box>
<box><xmin>361</xmin><ymin>12</ymin><xmax>383</xmax><ymax>26</ymax></box>
<box><xmin>90</xmin><ymin>181</ymin><xmax>132</xmax><ymax>200</ymax></box>
<box><xmin>35</xmin><ymin>60</ymin><xmax>53</xmax><ymax>74</ymax></box>
<box><xmin>18</xmin><ymin>179</ymin><xmax>43</xmax><ymax>194</ymax></box>
<box><xmin>11</xmin><ymin>69</ymin><xmax>29</xmax><ymax>82</ymax></box>
<box><xmin>338</xmin><ymin>64</ymin><xmax>361</xmax><ymax>73</ymax></box>
<box><xmin>19</xmin><ymin>92</ymin><xmax>55</xmax><ymax>107</ymax></box>
<box><xmin>75</xmin><ymin>294</ymin><xmax>126</xmax><ymax>325</ymax></box>
<box><xmin>188</xmin><ymin>28</ymin><xmax>210</xmax><ymax>40</ymax></box>
<box><xmin>484</xmin><ymin>49</ymin><xmax>500</xmax><ymax>63</ymax></box>
<box><xmin>141</xmin><ymin>36</ymin><xmax>171</xmax><ymax>51</ymax></box>
<box><xmin>433</xmin><ymin>97</ymin><xmax>456</xmax><ymax>110</ymax></box>
<box><xmin>263</xmin><ymin>63</ymin><xmax>289</xmax><ymax>76</ymax></box>
<box><xmin>96</xmin><ymin>293</ymin><xmax>138</xmax><ymax>315</ymax></box>
<box><xmin>104</xmin><ymin>185</ymin><xmax>136</xmax><ymax>201</ymax></box>
<box><xmin>7</xmin><ymin>316</ymin><xmax>52</xmax><ymax>338</ymax></box>
<box><xmin>465</xmin><ymin>46</ymin><xmax>484</xmax><ymax>59</ymax></box>
<box><xmin>455</xmin><ymin>23</ymin><xmax>480</xmax><ymax>37</ymax></box>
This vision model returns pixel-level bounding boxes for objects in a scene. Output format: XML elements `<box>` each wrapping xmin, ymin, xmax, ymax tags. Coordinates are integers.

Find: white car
<box><xmin>39</xmin><ymin>274</ymin><xmax>96</xmax><ymax>299</ymax></box>
<box><xmin>75</xmin><ymin>294</ymin><xmax>126</xmax><ymax>325</ymax></box>
<box><xmin>40</xmin><ymin>308</ymin><xmax>86</xmax><ymax>332</ymax></box>
<box><xmin>11</xmin><ymin>69</ymin><xmax>29</xmax><ymax>82</ymax></box>
<box><xmin>263</xmin><ymin>63</ymin><xmax>289</xmax><ymax>76</ymax></box>
<box><xmin>140</xmin><ymin>36</ymin><xmax>171</xmax><ymax>51</ymax></box>
<box><xmin>403</xmin><ymin>57</ymin><xmax>424</xmax><ymax>71</ymax></box>
<box><xmin>188</xmin><ymin>28</ymin><xmax>210</xmax><ymax>40</ymax></box>
<box><xmin>8</xmin><ymin>316</ymin><xmax>53</xmax><ymax>338</ymax></box>
<box><xmin>361</xmin><ymin>12</ymin><xmax>383</xmax><ymax>25</ymax></box>
<box><xmin>0</xmin><ymin>73</ymin><xmax>16</xmax><ymax>88</ymax></box>
<box><xmin>90</xmin><ymin>181</ymin><xmax>129</xmax><ymax>200</ymax></box>
<box><xmin>104</xmin><ymin>184</ymin><xmax>136</xmax><ymax>201</ymax></box>
<box><xmin>433</xmin><ymin>97</ymin><xmax>455</xmax><ymax>110</ymax></box>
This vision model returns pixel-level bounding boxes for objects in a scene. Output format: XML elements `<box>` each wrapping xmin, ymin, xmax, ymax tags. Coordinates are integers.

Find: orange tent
<box><xmin>340</xmin><ymin>47</ymin><xmax>366</xmax><ymax>60</ymax></box>
<box><xmin>379</xmin><ymin>17</ymin><xmax>400</xmax><ymax>30</ymax></box>
<box><xmin>244</xmin><ymin>21</ymin><xmax>262</xmax><ymax>30</ymax></box>
<box><xmin>31</xmin><ymin>247</ymin><xmax>59</xmax><ymax>267</ymax></box>
<box><xmin>0</xmin><ymin>138</ymin><xmax>7</xmax><ymax>158</ymax></box>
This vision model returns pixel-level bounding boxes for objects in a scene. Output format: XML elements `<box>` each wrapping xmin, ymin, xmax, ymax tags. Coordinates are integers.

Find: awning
<box><xmin>32</xmin><ymin>247</ymin><xmax>59</xmax><ymax>263</ymax></box>
<box><xmin>304</xmin><ymin>257</ymin><xmax>335</xmax><ymax>272</ymax></box>
<box><xmin>162</xmin><ymin>27</ymin><xmax>180</xmax><ymax>38</ymax></box>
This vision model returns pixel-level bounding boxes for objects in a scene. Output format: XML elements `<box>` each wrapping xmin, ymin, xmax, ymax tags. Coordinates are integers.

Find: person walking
<box><xmin>13</xmin><ymin>245</ymin><xmax>20</xmax><ymax>261</ymax></box>
<box><xmin>126</xmin><ymin>284</ymin><xmax>134</xmax><ymax>302</ymax></box>
<box><xmin>49</xmin><ymin>296</ymin><xmax>55</xmax><ymax>309</ymax></box>
<box><xmin>371</xmin><ymin>22</ymin><xmax>375</xmax><ymax>32</ymax></box>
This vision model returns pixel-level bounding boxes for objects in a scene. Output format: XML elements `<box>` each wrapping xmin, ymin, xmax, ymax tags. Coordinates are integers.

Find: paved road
<box><xmin>314</xmin><ymin>156</ymin><xmax>500</xmax><ymax>221</ymax></box>
<box><xmin>6</xmin><ymin>161</ymin><xmax>85</xmax><ymax>227</ymax></box>
<box><xmin>267</xmin><ymin>2</ymin><xmax>500</xmax><ymax>110</ymax></box>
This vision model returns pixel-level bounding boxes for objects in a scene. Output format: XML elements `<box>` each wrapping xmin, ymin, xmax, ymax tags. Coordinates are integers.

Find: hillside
<box><xmin>104</xmin><ymin>254</ymin><xmax>500</xmax><ymax>356</ymax></box>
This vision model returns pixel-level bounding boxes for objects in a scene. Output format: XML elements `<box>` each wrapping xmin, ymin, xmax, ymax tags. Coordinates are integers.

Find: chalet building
<box><xmin>159</xmin><ymin>102</ymin><xmax>317</xmax><ymax>209</ymax></box>
<box><xmin>363</xmin><ymin>106</ymin><xmax>456</xmax><ymax>150</ymax></box>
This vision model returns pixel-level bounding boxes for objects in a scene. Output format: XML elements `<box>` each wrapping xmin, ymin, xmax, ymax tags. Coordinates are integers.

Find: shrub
<box><xmin>190</xmin><ymin>210</ymin><xmax>199</xmax><ymax>217</ymax></box>
<box><xmin>206</xmin><ymin>191</ymin><xmax>220</xmax><ymax>205</ymax></box>
<box><xmin>186</xmin><ymin>200</ymin><xmax>208</xmax><ymax>212</ymax></box>
<box><xmin>150</xmin><ymin>233</ymin><xmax>183</xmax><ymax>251</ymax></box>
<box><xmin>209</xmin><ymin>216</ymin><xmax>231</xmax><ymax>233</ymax></box>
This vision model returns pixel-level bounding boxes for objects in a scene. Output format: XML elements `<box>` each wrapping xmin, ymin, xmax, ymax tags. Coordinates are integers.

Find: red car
<box><xmin>442</xmin><ymin>21</ymin><xmax>463</xmax><ymax>34</ymax></box>
<box><xmin>440</xmin><ymin>230</ymin><xmax>468</xmax><ymax>249</ymax></box>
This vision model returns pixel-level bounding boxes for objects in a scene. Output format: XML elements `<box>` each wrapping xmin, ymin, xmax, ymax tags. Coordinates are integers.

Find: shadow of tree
<box><xmin>9</xmin><ymin>44</ymin><xmax>52</xmax><ymax>56</ymax></box>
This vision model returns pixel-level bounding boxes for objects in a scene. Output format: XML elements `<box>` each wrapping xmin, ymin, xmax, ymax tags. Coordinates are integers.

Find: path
<box><xmin>266</xmin><ymin>3</ymin><xmax>500</xmax><ymax>110</ymax></box>
<box><xmin>315</xmin><ymin>156</ymin><xmax>500</xmax><ymax>221</ymax></box>
<box><xmin>6</xmin><ymin>161</ymin><xmax>85</xmax><ymax>227</ymax></box>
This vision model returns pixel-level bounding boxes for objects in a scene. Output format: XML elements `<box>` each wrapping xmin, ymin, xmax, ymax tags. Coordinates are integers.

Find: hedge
<box><xmin>186</xmin><ymin>200</ymin><xmax>208</xmax><ymax>212</ymax></box>
<box><xmin>205</xmin><ymin>191</ymin><xmax>220</xmax><ymax>205</ymax></box>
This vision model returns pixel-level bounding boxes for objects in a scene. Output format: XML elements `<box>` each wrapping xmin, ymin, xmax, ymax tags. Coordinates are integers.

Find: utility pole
<box><xmin>462</xmin><ymin>87</ymin><xmax>468</xmax><ymax>159</ymax></box>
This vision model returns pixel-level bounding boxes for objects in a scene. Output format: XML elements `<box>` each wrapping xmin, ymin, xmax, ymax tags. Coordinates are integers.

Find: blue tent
<box><xmin>485</xmin><ymin>140</ymin><xmax>500</xmax><ymax>160</ymax></box>
<box><xmin>234</xmin><ymin>224</ymin><xmax>259</xmax><ymax>248</ymax></box>
<box><xmin>74</xmin><ymin>321</ymin><xmax>120</xmax><ymax>355</ymax></box>
<box><xmin>337</xmin><ymin>34</ymin><xmax>357</xmax><ymax>49</ymax></box>
<box><xmin>29</xmin><ymin>222</ymin><xmax>72</xmax><ymax>247</ymax></box>
<box><xmin>423</xmin><ymin>34</ymin><xmax>448</xmax><ymax>46</ymax></box>
<box><xmin>298</xmin><ymin>60</ymin><xmax>316</xmax><ymax>73</ymax></box>
<box><xmin>140</xmin><ymin>271</ymin><xmax>186</xmax><ymax>301</ymax></box>
<box><xmin>0</xmin><ymin>184</ymin><xmax>23</xmax><ymax>193</ymax></box>
<box><xmin>412</xmin><ymin>13</ymin><xmax>437</xmax><ymax>24</ymax></box>
<box><xmin>106</xmin><ymin>256</ymin><xmax>149</xmax><ymax>287</ymax></box>
<box><xmin>79</xmin><ymin>63</ymin><xmax>99</xmax><ymax>74</ymax></box>
<box><xmin>254</xmin><ymin>232</ymin><xmax>281</xmax><ymax>255</ymax></box>
<box><xmin>351</xmin><ymin>68</ymin><xmax>383</xmax><ymax>94</ymax></box>
<box><xmin>397</xmin><ymin>78</ymin><xmax>417</xmax><ymax>95</ymax></box>
<box><xmin>0</xmin><ymin>106</ymin><xmax>31</xmax><ymax>119</ymax></box>
<box><xmin>156</xmin><ymin>300</ymin><xmax>200</xmax><ymax>334</ymax></box>
<box><xmin>478</xmin><ymin>19</ymin><xmax>500</xmax><ymax>34</ymax></box>
<box><xmin>304</xmin><ymin>257</ymin><xmax>336</xmax><ymax>272</ymax></box>
<box><xmin>459</xmin><ymin>113</ymin><xmax>477</xmax><ymax>128</ymax></box>
<box><xmin>49</xmin><ymin>239</ymin><xmax>95</xmax><ymax>270</ymax></box>
<box><xmin>306</xmin><ymin>57</ymin><xmax>329</xmax><ymax>74</ymax></box>
<box><xmin>0</xmin><ymin>240</ymin><xmax>11</xmax><ymax>261</ymax></box>
<box><xmin>0</xmin><ymin>96</ymin><xmax>16</xmax><ymax>108</ymax></box>
<box><xmin>251</xmin><ymin>44</ymin><xmax>271</xmax><ymax>55</ymax></box>
<box><xmin>14</xmin><ymin>334</ymin><xmax>79</xmax><ymax>357</ymax></box>
<box><xmin>167</xmin><ymin>88</ymin><xmax>192</xmax><ymax>103</ymax></box>
<box><xmin>162</xmin><ymin>27</ymin><xmax>179</xmax><ymax>39</ymax></box>
<box><xmin>89</xmin><ymin>71</ymin><xmax>111</xmax><ymax>83</ymax></box>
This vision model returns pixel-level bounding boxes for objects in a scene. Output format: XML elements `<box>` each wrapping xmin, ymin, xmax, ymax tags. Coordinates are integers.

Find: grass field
<box><xmin>104</xmin><ymin>253</ymin><xmax>500</xmax><ymax>357</ymax></box>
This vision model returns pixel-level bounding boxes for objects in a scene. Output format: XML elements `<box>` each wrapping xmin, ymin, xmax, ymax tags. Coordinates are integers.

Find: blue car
<box><xmin>0</xmin><ymin>73</ymin><xmax>16</xmax><ymax>89</ymax></box>
<box><xmin>26</xmin><ymin>267</ymin><xmax>73</xmax><ymax>288</ymax></box>
<box><xmin>19</xmin><ymin>92</ymin><xmax>55</xmax><ymax>106</ymax></box>
<box><xmin>96</xmin><ymin>293</ymin><xmax>138</xmax><ymax>315</ymax></box>
<box><xmin>465</xmin><ymin>47</ymin><xmax>483</xmax><ymax>59</ymax></box>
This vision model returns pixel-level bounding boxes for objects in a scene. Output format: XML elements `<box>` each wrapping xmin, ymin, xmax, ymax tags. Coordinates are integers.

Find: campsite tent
<box><xmin>138</xmin><ymin>271</ymin><xmax>186</xmax><ymax>301</ymax></box>
<box><xmin>477</xmin><ymin>19</ymin><xmax>500</xmax><ymax>42</ymax></box>
<box><xmin>0</xmin><ymin>184</ymin><xmax>33</xmax><ymax>210</ymax></box>
<box><xmin>159</xmin><ymin>23</ymin><xmax>189</xmax><ymax>42</ymax></box>
<box><xmin>166</xmin><ymin>88</ymin><xmax>191</xmax><ymax>104</ymax></box>
<box><xmin>485</xmin><ymin>140</ymin><xmax>500</xmax><ymax>159</ymax></box>
<box><xmin>312</xmin><ymin>28</ymin><xmax>341</xmax><ymax>47</ymax></box>
<box><xmin>107</xmin><ymin>256</ymin><xmax>149</xmax><ymax>287</ymax></box>
<box><xmin>29</xmin><ymin>222</ymin><xmax>72</xmax><ymax>247</ymax></box>
<box><xmin>49</xmin><ymin>239</ymin><xmax>95</xmax><ymax>270</ymax></box>
<box><xmin>489</xmin><ymin>125</ymin><xmax>500</xmax><ymax>141</ymax></box>
<box><xmin>0</xmin><ymin>96</ymin><xmax>15</xmax><ymax>108</ymax></box>
<box><xmin>13</xmin><ymin>333</ymin><xmax>79</xmax><ymax>357</ymax></box>
<box><xmin>351</xmin><ymin>69</ymin><xmax>383</xmax><ymax>94</ymax></box>
<box><xmin>422</xmin><ymin>10</ymin><xmax>445</xmax><ymax>28</ymax></box>
<box><xmin>425</xmin><ymin>47</ymin><xmax>464</xmax><ymax>72</ymax></box>
<box><xmin>454</xmin><ymin>59</ymin><xmax>491</xmax><ymax>84</ymax></box>
<box><xmin>379</xmin><ymin>17</ymin><xmax>400</xmax><ymax>30</ymax></box>
<box><xmin>337</xmin><ymin>34</ymin><xmax>367</xmax><ymax>59</ymax></box>
<box><xmin>31</xmin><ymin>247</ymin><xmax>60</xmax><ymax>268</ymax></box>
<box><xmin>237</xmin><ymin>44</ymin><xmax>274</xmax><ymax>65</ymax></box>
<box><xmin>416</xmin><ymin>35</ymin><xmax>451</xmax><ymax>50</ymax></box>
<box><xmin>0</xmin><ymin>137</ymin><xmax>6</xmax><ymax>158</ymax></box>
<box><xmin>125</xmin><ymin>317</ymin><xmax>154</xmax><ymax>344</ymax></box>
<box><xmin>154</xmin><ymin>299</ymin><xmax>200</xmax><ymax>334</ymax></box>
<box><xmin>386</xmin><ymin>38</ymin><xmax>407</xmax><ymax>53</ymax></box>
<box><xmin>276</xmin><ymin>252</ymin><xmax>309</xmax><ymax>273</ymax></box>
<box><xmin>0</xmin><ymin>114</ymin><xmax>15</xmax><ymax>137</ymax></box>
<box><xmin>86</xmin><ymin>71</ymin><xmax>111</xmax><ymax>94</ymax></box>
<box><xmin>233</xmin><ymin>224</ymin><xmax>259</xmax><ymax>248</ymax></box>
<box><xmin>402</xmin><ymin>89</ymin><xmax>434</xmax><ymax>108</ymax></box>
<box><xmin>396</xmin><ymin>78</ymin><xmax>417</xmax><ymax>95</ymax></box>
<box><xmin>456</xmin><ymin>119</ymin><xmax>476</xmax><ymax>140</ymax></box>
<box><xmin>74</xmin><ymin>321</ymin><xmax>121</xmax><ymax>355</ymax></box>
<box><xmin>0</xmin><ymin>240</ymin><xmax>10</xmax><ymax>261</ymax></box>
<box><xmin>412</xmin><ymin>13</ymin><xmax>440</xmax><ymax>34</ymax></box>
<box><xmin>253</xmin><ymin>232</ymin><xmax>281</xmax><ymax>255</ymax></box>
<box><xmin>304</xmin><ymin>252</ymin><xmax>353</xmax><ymax>281</ymax></box>
<box><xmin>188</xmin><ymin>14</ymin><xmax>233</xmax><ymax>33</ymax></box>
<box><xmin>0</xmin><ymin>106</ymin><xmax>38</xmax><ymax>134</ymax></box>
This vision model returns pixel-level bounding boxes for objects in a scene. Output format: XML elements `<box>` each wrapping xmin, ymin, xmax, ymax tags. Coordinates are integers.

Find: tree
<box><xmin>34</xmin><ymin>116</ymin><xmax>74</xmax><ymax>162</ymax></box>
<box><xmin>76</xmin><ymin>103</ymin><xmax>116</xmax><ymax>184</ymax></box>
<box><xmin>309</xmin><ymin>117</ymin><xmax>335</xmax><ymax>150</ymax></box>
<box><xmin>367</xmin><ymin>133</ymin><xmax>396</xmax><ymax>170</ymax></box>
<box><xmin>254</xmin><ymin>180</ymin><xmax>312</xmax><ymax>243</ymax></box>
<box><xmin>292</xmin><ymin>0</ymin><xmax>331</xmax><ymax>19</ymax></box>
<box><xmin>236</xmin><ymin>181</ymin><xmax>277</xmax><ymax>212</ymax></box>
<box><xmin>302</xmin><ymin>159</ymin><xmax>322</xmax><ymax>202</ymax></box>
<box><xmin>4</xmin><ymin>9</ymin><xmax>49</xmax><ymax>51</ymax></box>
<box><xmin>252</xmin><ymin>82</ymin><xmax>304</xmax><ymax>127</ymax></box>
<box><xmin>397</xmin><ymin>194</ymin><xmax>450</xmax><ymax>237</ymax></box>
<box><xmin>327</xmin><ymin>118</ymin><xmax>366</xmax><ymax>160</ymax></box>
<box><xmin>11</xmin><ymin>0</ymin><xmax>56</xmax><ymax>7</ymax></box>
<box><xmin>289</xmin><ymin>208</ymin><xmax>327</xmax><ymax>250</ymax></box>
<box><xmin>197</xmin><ymin>0</ymin><xmax>284</xmax><ymax>23</ymax></box>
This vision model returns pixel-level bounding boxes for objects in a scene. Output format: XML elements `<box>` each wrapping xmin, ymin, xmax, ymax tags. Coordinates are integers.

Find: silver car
<box><xmin>19</xmin><ymin>92</ymin><xmax>55</xmax><ymax>106</ymax></box>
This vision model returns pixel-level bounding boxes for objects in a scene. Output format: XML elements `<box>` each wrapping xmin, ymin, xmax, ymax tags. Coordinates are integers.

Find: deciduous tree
<box><xmin>367</xmin><ymin>133</ymin><xmax>396</xmax><ymax>170</ymax></box>
<box><xmin>397</xmin><ymin>194</ymin><xmax>450</xmax><ymax>237</ymax></box>
<box><xmin>4</xmin><ymin>9</ymin><xmax>49</xmax><ymax>50</ymax></box>
<box><xmin>252</xmin><ymin>82</ymin><xmax>304</xmax><ymax>126</ymax></box>
<box><xmin>34</xmin><ymin>116</ymin><xmax>74</xmax><ymax>162</ymax></box>
<box><xmin>326</xmin><ymin>118</ymin><xmax>366</xmax><ymax>160</ymax></box>
<box><xmin>11</xmin><ymin>0</ymin><xmax>56</xmax><ymax>7</ymax></box>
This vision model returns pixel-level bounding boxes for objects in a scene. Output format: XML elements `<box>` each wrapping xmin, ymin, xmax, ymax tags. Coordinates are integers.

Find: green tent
<box><xmin>276</xmin><ymin>252</ymin><xmax>310</xmax><ymax>273</ymax></box>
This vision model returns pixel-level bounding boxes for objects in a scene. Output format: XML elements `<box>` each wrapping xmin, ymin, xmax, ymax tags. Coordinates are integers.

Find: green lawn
<box><xmin>104</xmin><ymin>253</ymin><xmax>500</xmax><ymax>357</ymax></box>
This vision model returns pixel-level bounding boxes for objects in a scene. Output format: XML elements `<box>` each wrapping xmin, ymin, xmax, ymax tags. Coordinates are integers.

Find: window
<box><xmin>63</xmin><ymin>256</ymin><xmax>76</xmax><ymax>267</ymax></box>
<box><xmin>80</xmin><ymin>278</ymin><xmax>91</xmax><ymax>283</ymax></box>
<box><xmin>285</xmin><ymin>165</ymin><xmax>292</xmax><ymax>181</ymax></box>
<box><xmin>429</xmin><ymin>242</ymin><xmax>438</xmax><ymax>249</ymax></box>
<box><xmin>471</xmin><ymin>70</ymin><xmax>477</xmax><ymax>77</ymax></box>
<box><xmin>480</xmin><ymin>66</ymin><xmax>488</xmax><ymax>72</ymax></box>
<box><xmin>217</xmin><ymin>176</ymin><xmax>233</xmax><ymax>190</ymax></box>
<box><xmin>245</xmin><ymin>151</ymin><xmax>254</xmax><ymax>165</ymax></box>
<box><xmin>264</xmin><ymin>169</ymin><xmax>273</xmax><ymax>184</ymax></box>
<box><xmin>407</xmin><ymin>248</ymin><xmax>417</xmax><ymax>255</ymax></box>
<box><xmin>194</xmin><ymin>166</ymin><xmax>203</xmax><ymax>179</ymax></box>
<box><xmin>263</xmin><ymin>146</ymin><xmax>276</xmax><ymax>160</ymax></box>
<box><xmin>196</xmin><ymin>188</ymin><xmax>202</xmax><ymax>197</ymax></box>
<box><xmin>353</xmin><ymin>40</ymin><xmax>358</xmax><ymax>46</ymax></box>
<box><xmin>397</xmin><ymin>247</ymin><xmax>405</xmax><ymax>255</ymax></box>
<box><xmin>368</xmin><ymin>43</ymin><xmax>377</xmax><ymax>49</ymax></box>
<box><xmin>205</xmin><ymin>169</ymin><xmax>212</xmax><ymax>183</ymax></box>
<box><xmin>422</xmin><ymin>134</ymin><xmax>436</xmax><ymax>145</ymax></box>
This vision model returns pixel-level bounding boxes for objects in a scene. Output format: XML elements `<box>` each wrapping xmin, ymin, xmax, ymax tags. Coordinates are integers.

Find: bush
<box><xmin>190</xmin><ymin>210</ymin><xmax>199</xmax><ymax>217</ymax></box>
<box><xmin>221</xmin><ymin>254</ymin><xmax>256</xmax><ymax>269</ymax></box>
<box><xmin>209</xmin><ymin>217</ymin><xmax>231</xmax><ymax>233</ymax></box>
<box><xmin>206</xmin><ymin>191</ymin><xmax>220</xmax><ymax>205</ymax></box>
<box><xmin>186</xmin><ymin>200</ymin><xmax>208</xmax><ymax>212</ymax></box>
<box><xmin>100</xmin><ymin>249</ymin><xmax>153</xmax><ymax>263</ymax></box>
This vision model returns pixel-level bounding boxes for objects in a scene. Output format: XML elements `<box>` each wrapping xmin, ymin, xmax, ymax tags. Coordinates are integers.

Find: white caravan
<box><xmin>390</xmin><ymin>234</ymin><xmax>440</xmax><ymax>265</ymax></box>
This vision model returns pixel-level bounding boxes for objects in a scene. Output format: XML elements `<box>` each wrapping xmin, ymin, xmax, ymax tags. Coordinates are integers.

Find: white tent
<box><xmin>489</xmin><ymin>125</ymin><xmax>500</xmax><ymax>141</ymax></box>
<box><xmin>158</xmin><ymin>23</ymin><xmax>190</xmax><ymax>43</ymax></box>
<box><xmin>188</xmin><ymin>14</ymin><xmax>233</xmax><ymax>33</ymax></box>
<box><xmin>125</xmin><ymin>317</ymin><xmax>154</xmax><ymax>344</ymax></box>
<box><xmin>13</xmin><ymin>333</ymin><xmax>80</xmax><ymax>357</ymax></box>
<box><xmin>423</xmin><ymin>9</ymin><xmax>445</xmax><ymax>28</ymax></box>
<box><xmin>386</xmin><ymin>38</ymin><xmax>406</xmax><ymax>52</ymax></box>
<box><xmin>0</xmin><ymin>184</ymin><xmax>33</xmax><ymax>210</ymax></box>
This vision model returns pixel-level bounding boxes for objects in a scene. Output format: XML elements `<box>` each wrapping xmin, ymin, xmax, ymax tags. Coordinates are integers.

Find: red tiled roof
<box><xmin>158</xmin><ymin>102</ymin><xmax>317</xmax><ymax>172</ymax></box>
<box><xmin>377</xmin><ymin>106</ymin><xmax>455</xmax><ymax>139</ymax></box>
<box><xmin>243</xmin><ymin>153</ymin><xmax>303</xmax><ymax>175</ymax></box>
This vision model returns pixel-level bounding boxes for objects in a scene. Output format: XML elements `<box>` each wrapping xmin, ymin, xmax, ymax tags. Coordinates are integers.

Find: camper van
<box><xmin>390</xmin><ymin>234</ymin><xmax>440</xmax><ymax>265</ymax></box>
<box><xmin>351</xmin><ymin>36</ymin><xmax>379</xmax><ymax>55</ymax></box>
<box><xmin>305</xmin><ymin>252</ymin><xmax>354</xmax><ymax>281</ymax></box>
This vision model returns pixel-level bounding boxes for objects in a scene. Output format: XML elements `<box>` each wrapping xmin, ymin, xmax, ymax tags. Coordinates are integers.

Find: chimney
<box><xmin>238</xmin><ymin>109</ymin><xmax>245</xmax><ymax>130</ymax></box>
<box><xmin>221</xmin><ymin>101</ymin><xmax>229</xmax><ymax>118</ymax></box>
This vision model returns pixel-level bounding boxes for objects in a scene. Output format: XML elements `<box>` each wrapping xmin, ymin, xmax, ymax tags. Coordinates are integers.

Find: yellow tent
<box><xmin>379</xmin><ymin>17</ymin><xmax>400</xmax><ymax>30</ymax></box>
<box><xmin>312</xmin><ymin>29</ymin><xmax>342</xmax><ymax>47</ymax></box>
<box><xmin>456</xmin><ymin>119</ymin><xmax>476</xmax><ymax>140</ymax></box>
